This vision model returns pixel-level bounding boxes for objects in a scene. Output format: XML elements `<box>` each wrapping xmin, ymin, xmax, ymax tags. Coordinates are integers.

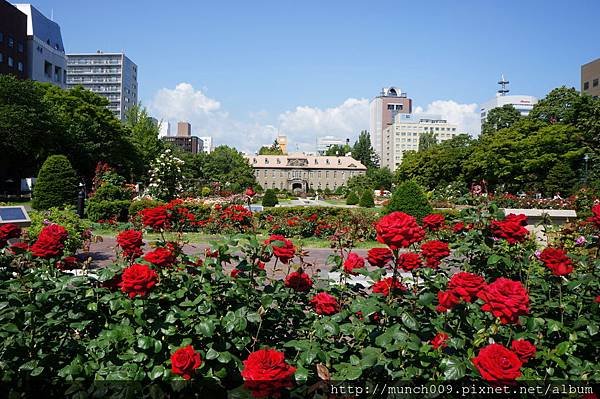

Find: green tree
<box><xmin>359</xmin><ymin>190</ymin><xmax>375</xmax><ymax>208</ymax></box>
<box><xmin>367</xmin><ymin>167</ymin><xmax>393</xmax><ymax>191</ymax></box>
<box><xmin>481</xmin><ymin>104</ymin><xmax>522</xmax><ymax>136</ymax></box>
<box><xmin>418</xmin><ymin>131</ymin><xmax>438</xmax><ymax>152</ymax></box>
<box><xmin>544</xmin><ymin>161</ymin><xmax>576</xmax><ymax>196</ymax></box>
<box><xmin>32</xmin><ymin>155</ymin><xmax>79</xmax><ymax>210</ymax></box>
<box><xmin>124</xmin><ymin>104</ymin><xmax>163</xmax><ymax>178</ymax></box>
<box><xmin>385</xmin><ymin>180</ymin><xmax>432</xmax><ymax>219</ymax></box>
<box><xmin>202</xmin><ymin>146</ymin><xmax>257</xmax><ymax>193</ymax></box>
<box><xmin>262</xmin><ymin>189</ymin><xmax>279</xmax><ymax>207</ymax></box>
<box><xmin>258</xmin><ymin>140</ymin><xmax>283</xmax><ymax>155</ymax></box>
<box><xmin>345</xmin><ymin>191</ymin><xmax>359</xmax><ymax>205</ymax></box>
<box><xmin>352</xmin><ymin>131</ymin><xmax>379</xmax><ymax>168</ymax></box>
<box><xmin>325</xmin><ymin>144</ymin><xmax>352</xmax><ymax>156</ymax></box>
<box><xmin>528</xmin><ymin>86</ymin><xmax>584</xmax><ymax>125</ymax></box>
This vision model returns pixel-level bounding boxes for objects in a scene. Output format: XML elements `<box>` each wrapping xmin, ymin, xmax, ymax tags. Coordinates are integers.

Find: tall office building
<box><xmin>480</xmin><ymin>75</ymin><xmax>537</xmax><ymax>125</ymax></box>
<box><xmin>14</xmin><ymin>3</ymin><xmax>66</xmax><ymax>87</ymax></box>
<box><xmin>66</xmin><ymin>51</ymin><xmax>138</xmax><ymax>120</ymax></box>
<box><xmin>369</xmin><ymin>87</ymin><xmax>413</xmax><ymax>161</ymax></box>
<box><xmin>177</xmin><ymin>121</ymin><xmax>191</xmax><ymax>136</ymax></box>
<box><xmin>381</xmin><ymin>113</ymin><xmax>458</xmax><ymax>171</ymax></box>
<box><xmin>0</xmin><ymin>1</ymin><xmax>27</xmax><ymax>79</ymax></box>
<box><xmin>581</xmin><ymin>58</ymin><xmax>600</xmax><ymax>98</ymax></box>
<box><xmin>162</xmin><ymin>121</ymin><xmax>202</xmax><ymax>154</ymax></box>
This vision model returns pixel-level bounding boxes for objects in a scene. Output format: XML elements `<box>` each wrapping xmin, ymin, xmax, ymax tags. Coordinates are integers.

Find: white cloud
<box><xmin>413</xmin><ymin>100</ymin><xmax>481</xmax><ymax>136</ymax></box>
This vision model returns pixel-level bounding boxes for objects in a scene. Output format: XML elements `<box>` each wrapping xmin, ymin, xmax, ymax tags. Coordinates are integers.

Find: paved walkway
<box><xmin>85</xmin><ymin>235</ymin><xmax>369</xmax><ymax>276</ymax></box>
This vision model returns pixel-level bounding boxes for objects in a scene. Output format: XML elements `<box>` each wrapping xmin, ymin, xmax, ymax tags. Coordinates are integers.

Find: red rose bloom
<box><xmin>343</xmin><ymin>252</ymin><xmax>365</xmax><ymax>275</ymax></box>
<box><xmin>171</xmin><ymin>345</ymin><xmax>202</xmax><ymax>380</ymax></box>
<box><xmin>448</xmin><ymin>272</ymin><xmax>485</xmax><ymax>302</ymax></box>
<box><xmin>491</xmin><ymin>214</ymin><xmax>529</xmax><ymax>244</ymax></box>
<box><xmin>245</xmin><ymin>187</ymin><xmax>256</xmax><ymax>197</ymax></box>
<box><xmin>510</xmin><ymin>339</ymin><xmax>536</xmax><ymax>363</ymax></box>
<box><xmin>431</xmin><ymin>332</ymin><xmax>449</xmax><ymax>349</ymax></box>
<box><xmin>265</xmin><ymin>235</ymin><xmax>296</xmax><ymax>264</ymax></box>
<box><xmin>539</xmin><ymin>247</ymin><xmax>574</xmax><ymax>276</ymax></box>
<box><xmin>398</xmin><ymin>252</ymin><xmax>422</xmax><ymax>271</ymax></box>
<box><xmin>472</xmin><ymin>343</ymin><xmax>522</xmax><ymax>382</ymax></box>
<box><xmin>310</xmin><ymin>292</ymin><xmax>340</xmax><ymax>315</ymax></box>
<box><xmin>0</xmin><ymin>223</ymin><xmax>22</xmax><ymax>247</ymax></box>
<box><xmin>140</xmin><ymin>206</ymin><xmax>170</xmax><ymax>230</ymax></box>
<box><xmin>56</xmin><ymin>256</ymin><xmax>78</xmax><ymax>270</ymax></box>
<box><xmin>436</xmin><ymin>289</ymin><xmax>461</xmax><ymax>312</ymax></box>
<box><xmin>588</xmin><ymin>204</ymin><xmax>600</xmax><ymax>228</ymax></box>
<box><xmin>284</xmin><ymin>271</ymin><xmax>313</xmax><ymax>292</ymax></box>
<box><xmin>371</xmin><ymin>277</ymin><xmax>407</xmax><ymax>296</ymax></box>
<box><xmin>116</xmin><ymin>230</ymin><xmax>144</xmax><ymax>259</ymax></box>
<box><xmin>241</xmin><ymin>349</ymin><xmax>296</xmax><ymax>398</ymax></box>
<box><xmin>596</xmin><ymin>295</ymin><xmax>600</xmax><ymax>303</ymax></box>
<box><xmin>375</xmin><ymin>212</ymin><xmax>426</xmax><ymax>250</ymax></box>
<box><xmin>422</xmin><ymin>214</ymin><xmax>446</xmax><ymax>231</ymax></box>
<box><xmin>120</xmin><ymin>263</ymin><xmax>158</xmax><ymax>298</ymax></box>
<box><xmin>9</xmin><ymin>241</ymin><xmax>29</xmax><ymax>254</ymax></box>
<box><xmin>231</xmin><ymin>269</ymin><xmax>241</xmax><ymax>278</ymax></box>
<box><xmin>477</xmin><ymin>277</ymin><xmax>529</xmax><ymax>324</ymax></box>
<box><xmin>420</xmin><ymin>240</ymin><xmax>450</xmax><ymax>268</ymax></box>
<box><xmin>452</xmin><ymin>222</ymin><xmax>466</xmax><ymax>233</ymax></box>
<box><xmin>143</xmin><ymin>247</ymin><xmax>176</xmax><ymax>268</ymax></box>
<box><xmin>30</xmin><ymin>224</ymin><xmax>69</xmax><ymax>258</ymax></box>
<box><xmin>367</xmin><ymin>247</ymin><xmax>393</xmax><ymax>268</ymax></box>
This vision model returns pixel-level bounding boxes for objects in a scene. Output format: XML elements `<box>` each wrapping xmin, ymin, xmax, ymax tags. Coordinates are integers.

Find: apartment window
<box><xmin>44</xmin><ymin>61</ymin><xmax>52</xmax><ymax>78</ymax></box>
<box><xmin>17</xmin><ymin>42</ymin><xmax>24</xmax><ymax>53</ymax></box>
<box><xmin>17</xmin><ymin>62</ymin><xmax>23</xmax><ymax>72</ymax></box>
<box><xmin>8</xmin><ymin>56</ymin><xmax>13</xmax><ymax>67</ymax></box>
<box><xmin>8</xmin><ymin>36</ymin><xmax>14</xmax><ymax>48</ymax></box>
<box><xmin>594</xmin><ymin>79</ymin><xmax>599</xmax><ymax>88</ymax></box>
<box><xmin>584</xmin><ymin>81</ymin><xmax>590</xmax><ymax>90</ymax></box>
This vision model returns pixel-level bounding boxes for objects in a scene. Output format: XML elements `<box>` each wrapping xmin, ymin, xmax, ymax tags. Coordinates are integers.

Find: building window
<box><xmin>17</xmin><ymin>62</ymin><xmax>23</xmax><ymax>72</ymax></box>
<box><xmin>584</xmin><ymin>81</ymin><xmax>590</xmax><ymax>90</ymax></box>
<box><xmin>8</xmin><ymin>36</ymin><xmax>14</xmax><ymax>48</ymax></box>
<box><xmin>594</xmin><ymin>79</ymin><xmax>599</xmax><ymax>88</ymax></box>
<box><xmin>17</xmin><ymin>42</ymin><xmax>24</xmax><ymax>53</ymax></box>
<box><xmin>8</xmin><ymin>56</ymin><xmax>13</xmax><ymax>67</ymax></box>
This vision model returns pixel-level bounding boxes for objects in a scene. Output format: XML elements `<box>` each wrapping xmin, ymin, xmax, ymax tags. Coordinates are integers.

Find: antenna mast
<box><xmin>497</xmin><ymin>74</ymin><xmax>509</xmax><ymax>96</ymax></box>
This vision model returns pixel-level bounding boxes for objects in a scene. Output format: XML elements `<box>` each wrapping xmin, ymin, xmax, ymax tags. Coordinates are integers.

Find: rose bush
<box><xmin>0</xmin><ymin>200</ymin><xmax>598</xmax><ymax>397</ymax></box>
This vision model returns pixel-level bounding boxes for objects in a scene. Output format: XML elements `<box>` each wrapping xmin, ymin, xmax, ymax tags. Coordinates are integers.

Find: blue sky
<box><xmin>21</xmin><ymin>0</ymin><xmax>600</xmax><ymax>151</ymax></box>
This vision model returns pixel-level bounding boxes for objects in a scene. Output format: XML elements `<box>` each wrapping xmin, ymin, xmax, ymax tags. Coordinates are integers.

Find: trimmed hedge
<box><xmin>386</xmin><ymin>180</ymin><xmax>432</xmax><ymax>220</ymax></box>
<box><xmin>32</xmin><ymin>155</ymin><xmax>78</xmax><ymax>210</ymax></box>
<box><xmin>345</xmin><ymin>192</ymin><xmax>359</xmax><ymax>205</ymax></box>
<box><xmin>86</xmin><ymin>200</ymin><xmax>131</xmax><ymax>222</ymax></box>
<box><xmin>262</xmin><ymin>189</ymin><xmax>279</xmax><ymax>207</ymax></box>
<box><xmin>128</xmin><ymin>199</ymin><xmax>165</xmax><ymax>219</ymax></box>
<box><xmin>359</xmin><ymin>190</ymin><xmax>375</xmax><ymax>208</ymax></box>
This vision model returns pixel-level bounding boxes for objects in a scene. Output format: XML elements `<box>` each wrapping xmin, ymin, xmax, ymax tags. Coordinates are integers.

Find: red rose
<box><xmin>431</xmin><ymin>332</ymin><xmax>449</xmax><ymax>349</ymax></box>
<box><xmin>588</xmin><ymin>204</ymin><xmax>600</xmax><ymax>228</ymax></box>
<box><xmin>241</xmin><ymin>348</ymin><xmax>296</xmax><ymax>398</ymax></box>
<box><xmin>472</xmin><ymin>343</ymin><xmax>522</xmax><ymax>382</ymax></box>
<box><xmin>491</xmin><ymin>214</ymin><xmax>529</xmax><ymax>244</ymax></box>
<box><xmin>596</xmin><ymin>295</ymin><xmax>600</xmax><ymax>303</ymax></box>
<box><xmin>265</xmin><ymin>235</ymin><xmax>296</xmax><ymax>264</ymax></box>
<box><xmin>143</xmin><ymin>247</ymin><xmax>176</xmax><ymax>268</ymax></box>
<box><xmin>120</xmin><ymin>263</ymin><xmax>158</xmax><ymax>298</ymax></box>
<box><xmin>310</xmin><ymin>292</ymin><xmax>340</xmax><ymax>315</ymax></box>
<box><xmin>9</xmin><ymin>241</ymin><xmax>29</xmax><ymax>254</ymax></box>
<box><xmin>171</xmin><ymin>345</ymin><xmax>202</xmax><ymax>380</ymax></box>
<box><xmin>367</xmin><ymin>247</ymin><xmax>393</xmax><ymax>268</ymax></box>
<box><xmin>30</xmin><ymin>224</ymin><xmax>69</xmax><ymax>258</ymax></box>
<box><xmin>436</xmin><ymin>289</ymin><xmax>461</xmax><ymax>312</ymax></box>
<box><xmin>510</xmin><ymin>339</ymin><xmax>536</xmax><ymax>363</ymax></box>
<box><xmin>245</xmin><ymin>187</ymin><xmax>256</xmax><ymax>197</ymax></box>
<box><xmin>284</xmin><ymin>271</ymin><xmax>313</xmax><ymax>292</ymax></box>
<box><xmin>371</xmin><ymin>277</ymin><xmax>406</xmax><ymax>296</ymax></box>
<box><xmin>116</xmin><ymin>230</ymin><xmax>144</xmax><ymax>259</ymax></box>
<box><xmin>56</xmin><ymin>256</ymin><xmax>78</xmax><ymax>270</ymax></box>
<box><xmin>539</xmin><ymin>247</ymin><xmax>574</xmax><ymax>276</ymax></box>
<box><xmin>375</xmin><ymin>212</ymin><xmax>426</xmax><ymax>250</ymax></box>
<box><xmin>448</xmin><ymin>272</ymin><xmax>485</xmax><ymax>302</ymax></box>
<box><xmin>477</xmin><ymin>277</ymin><xmax>529</xmax><ymax>324</ymax></box>
<box><xmin>422</xmin><ymin>214</ymin><xmax>446</xmax><ymax>231</ymax></box>
<box><xmin>231</xmin><ymin>269</ymin><xmax>241</xmax><ymax>278</ymax></box>
<box><xmin>343</xmin><ymin>252</ymin><xmax>365</xmax><ymax>275</ymax></box>
<box><xmin>452</xmin><ymin>222</ymin><xmax>466</xmax><ymax>233</ymax></box>
<box><xmin>0</xmin><ymin>223</ymin><xmax>22</xmax><ymax>247</ymax></box>
<box><xmin>420</xmin><ymin>240</ymin><xmax>450</xmax><ymax>268</ymax></box>
<box><xmin>140</xmin><ymin>206</ymin><xmax>170</xmax><ymax>230</ymax></box>
<box><xmin>398</xmin><ymin>252</ymin><xmax>422</xmax><ymax>271</ymax></box>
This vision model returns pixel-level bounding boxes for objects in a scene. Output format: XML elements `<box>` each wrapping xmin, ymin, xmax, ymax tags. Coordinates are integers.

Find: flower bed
<box><xmin>0</xmin><ymin>203</ymin><xmax>599</xmax><ymax>396</ymax></box>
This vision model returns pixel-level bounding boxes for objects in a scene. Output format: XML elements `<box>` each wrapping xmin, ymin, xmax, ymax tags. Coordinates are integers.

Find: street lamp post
<box><xmin>77</xmin><ymin>182</ymin><xmax>86</xmax><ymax>218</ymax></box>
<box><xmin>584</xmin><ymin>154</ymin><xmax>590</xmax><ymax>185</ymax></box>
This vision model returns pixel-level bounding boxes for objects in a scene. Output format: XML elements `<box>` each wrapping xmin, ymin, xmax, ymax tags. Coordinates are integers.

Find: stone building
<box><xmin>246</xmin><ymin>154</ymin><xmax>367</xmax><ymax>193</ymax></box>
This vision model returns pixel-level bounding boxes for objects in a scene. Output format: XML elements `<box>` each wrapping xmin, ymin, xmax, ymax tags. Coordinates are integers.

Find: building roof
<box><xmin>15</xmin><ymin>4</ymin><xmax>64</xmax><ymax>51</ymax></box>
<box><xmin>246</xmin><ymin>155</ymin><xmax>367</xmax><ymax>170</ymax></box>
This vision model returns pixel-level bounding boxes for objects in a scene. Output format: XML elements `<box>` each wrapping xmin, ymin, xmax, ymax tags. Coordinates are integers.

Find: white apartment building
<box><xmin>480</xmin><ymin>94</ymin><xmax>538</xmax><ymax>125</ymax></box>
<box><xmin>317</xmin><ymin>136</ymin><xmax>347</xmax><ymax>155</ymax></box>
<box><xmin>382</xmin><ymin>113</ymin><xmax>458</xmax><ymax>171</ymax></box>
<box><xmin>198</xmin><ymin>136</ymin><xmax>213</xmax><ymax>153</ymax></box>
<box><xmin>66</xmin><ymin>51</ymin><xmax>138</xmax><ymax>120</ymax></box>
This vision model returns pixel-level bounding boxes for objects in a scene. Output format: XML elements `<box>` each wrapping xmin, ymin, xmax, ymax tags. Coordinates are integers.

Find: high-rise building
<box><xmin>381</xmin><ymin>113</ymin><xmax>458</xmax><ymax>171</ymax></box>
<box><xmin>66</xmin><ymin>51</ymin><xmax>138</xmax><ymax>120</ymax></box>
<box><xmin>581</xmin><ymin>58</ymin><xmax>600</xmax><ymax>98</ymax></box>
<box><xmin>14</xmin><ymin>3</ymin><xmax>66</xmax><ymax>87</ymax></box>
<box><xmin>177</xmin><ymin>121</ymin><xmax>191</xmax><ymax>136</ymax></box>
<box><xmin>162</xmin><ymin>121</ymin><xmax>202</xmax><ymax>154</ymax></box>
<box><xmin>317</xmin><ymin>136</ymin><xmax>347</xmax><ymax>155</ymax></box>
<box><xmin>0</xmin><ymin>1</ymin><xmax>27</xmax><ymax>79</ymax></box>
<box><xmin>369</xmin><ymin>87</ymin><xmax>413</xmax><ymax>161</ymax></box>
<box><xmin>480</xmin><ymin>75</ymin><xmax>537</xmax><ymax>125</ymax></box>
<box><xmin>198</xmin><ymin>136</ymin><xmax>213</xmax><ymax>153</ymax></box>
